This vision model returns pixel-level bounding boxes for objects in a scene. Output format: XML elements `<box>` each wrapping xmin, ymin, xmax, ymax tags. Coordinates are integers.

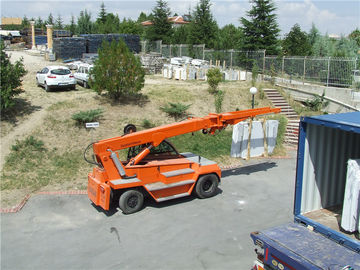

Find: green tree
<box><xmin>188</xmin><ymin>0</ymin><xmax>218</xmax><ymax>48</ymax></box>
<box><xmin>47</xmin><ymin>13</ymin><xmax>54</xmax><ymax>25</ymax></box>
<box><xmin>90</xmin><ymin>40</ymin><xmax>145</xmax><ymax>100</ymax></box>
<box><xmin>349</xmin><ymin>28</ymin><xmax>360</xmax><ymax>47</ymax></box>
<box><xmin>0</xmin><ymin>42</ymin><xmax>27</xmax><ymax>110</ymax></box>
<box><xmin>35</xmin><ymin>17</ymin><xmax>44</xmax><ymax>29</ymax></box>
<box><xmin>240</xmin><ymin>0</ymin><xmax>280</xmax><ymax>55</ymax></box>
<box><xmin>146</xmin><ymin>0</ymin><xmax>173</xmax><ymax>43</ymax></box>
<box><xmin>118</xmin><ymin>18</ymin><xmax>143</xmax><ymax>35</ymax></box>
<box><xmin>282</xmin><ymin>24</ymin><xmax>311</xmax><ymax>56</ymax></box>
<box><xmin>214</xmin><ymin>24</ymin><xmax>243</xmax><ymax>50</ymax></box>
<box><xmin>171</xmin><ymin>25</ymin><xmax>190</xmax><ymax>44</ymax></box>
<box><xmin>137</xmin><ymin>12</ymin><xmax>148</xmax><ymax>23</ymax></box>
<box><xmin>21</xmin><ymin>15</ymin><xmax>30</xmax><ymax>28</ymax></box>
<box><xmin>55</xmin><ymin>14</ymin><xmax>63</xmax><ymax>29</ymax></box>
<box><xmin>98</xmin><ymin>2</ymin><xmax>107</xmax><ymax>24</ymax></box>
<box><xmin>77</xmin><ymin>10</ymin><xmax>93</xmax><ymax>34</ymax></box>
<box><xmin>96</xmin><ymin>13</ymin><xmax>120</xmax><ymax>34</ymax></box>
<box><xmin>69</xmin><ymin>15</ymin><xmax>76</xmax><ymax>35</ymax></box>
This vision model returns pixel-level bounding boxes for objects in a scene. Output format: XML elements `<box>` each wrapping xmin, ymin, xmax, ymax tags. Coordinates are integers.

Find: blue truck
<box><xmin>250</xmin><ymin>112</ymin><xmax>360</xmax><ymax>270</ymax></box>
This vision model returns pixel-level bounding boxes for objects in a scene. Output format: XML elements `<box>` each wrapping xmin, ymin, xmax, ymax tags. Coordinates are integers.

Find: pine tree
<box><xmin>282</xmin><ymin>24</ymin><xmax>311</xmax><ymax>56</ymax></box>
<box><xmin>240</xmin><ymin>0</ymin><xmax>280</xmax><ymax>55</ymax></box>
<box><xmin>98</xmin><ymin>2</ymin><xmax>107</xmax><ymax>24</ymax></box>
<box><xmin>349</xmin><ymin>28</ymin><xmax>360</xmax><ymax>47</ymax></box>
<box><xmin>47</xmin><ymin>13</ymin><xmax>54</xmax><ymax>25</ymax></box>
<box><xmin>77</xmin><ymin>10</ymin><xmax>93</xmax><ymax>34</ymax></box>
<box><xmin>188</xmin><ymin>0</ymin><xmax>218</xmax><ymax>48</ymax></box>
<box><xmin>145</xmin><ymin>0</ymin><xmax>172</xmax><ymax>43</ymax></box>
<box><xmin>69</xmin><ymin>15</ymin><xmax>76</xmax><ymax>35</ymax></box>
<box><xmin>55</xmin><ymin>14</ymin><xmax>63</xmax><ymax>29</ymax></box>
<box><xmin>35</xmin><ymin>17</ymin><xmax>44</xmax><ymax>29</ymax></box>
<box><xmin>90</xmin><ymin>40</ymin><xmax>145</xmax><ymax>100</ymax></box>
<box><xmin>21</xmin><ymin>15</ymin><xmax>30</xmax><ymax>28</ymax></box>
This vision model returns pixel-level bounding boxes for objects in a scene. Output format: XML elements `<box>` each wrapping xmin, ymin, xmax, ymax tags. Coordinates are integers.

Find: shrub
<box><xmin>214</xmin><ymin>90</ymin><xmax>225</xmax><ymax>113</ymax></box>
<box><xmin>89</xmin><ymin>39</ymin><xmax>145</xmax><ymax>100</ymax></box>
<box><xmin>207</xmin><ymin>68</ymin><xmax>222</xmax><ymax>93</ymax></box>
<box><xmin>142</xmin><ymin>119</ymin><xmax>155</xmax><ymax>129</ymax></box>
<box><xmin>0</xmin><ymin>41</ymin><xmax>27</xmax><ymax>110</ymax></box>
<box><xmin>251</xmin><ymin>62</ymin><xmax>259</xmax><ymax>86</ymax></box>
<box><xmin>160</xmin><ymin>102</ymin><xmax>190</xmax><ymax>120</ymax></box>
<box><xmin>304</xmin><ymin>92</ymin><xmax>329</xmax><ymax>111</ymax></box>
<box><xmin>71</xmin><ymin>108</ymin><xmax>104</xmax><ymax>125</ymax></box>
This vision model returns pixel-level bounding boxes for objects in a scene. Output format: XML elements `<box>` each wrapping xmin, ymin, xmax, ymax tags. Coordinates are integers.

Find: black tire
<box><xmin>70</xmin><ymin>84</ymin><xmax>76</xmax><ymax>90</ymax></box>
<box><xmin>119</xmin><ymin>189</ymin><xmax>144</xmax><ymax>214</ymax></box>
<box><xmin>124</xmin><ymin>124</ymin><xmax>137</xmax><ymax>134</ymax></box>
<box><xmin>44</xmin><ymin>82</ymin><xmax>50</xmax><ymax>92</ymax></box>
<box><xmin>195</xmin><ymin>174</ymin><xmax>219</xmax><ymax>199</ymax></box>
<box><xmin>36</xmin><ymin>78</ymin><xmax>40</xmax><ymax>87</ymax></box>
<box><xmin>83</xmin><ymin>81</ymin><xmax>88</xmax><ymax>88</ymax></box>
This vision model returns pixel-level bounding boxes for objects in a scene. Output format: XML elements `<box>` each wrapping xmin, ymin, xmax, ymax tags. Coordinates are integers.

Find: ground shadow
<box><xmin>221</xmin><ymin>161</ymin><xmax>278</xmax><ymax>178</ymax></box>
<box><xmin>95</xmin><ymin>93</ymin><xmax>149</xmax><ymax>107</ymax></box>
<box><xmin>1</xmin><ymin>98</ymin><xmax>41</xmax><ymax>124</ymax></box>
<box><xmin>92</xmin><ymin>188</ymin><xmax>223</xmax><ymax>216</ymax></box>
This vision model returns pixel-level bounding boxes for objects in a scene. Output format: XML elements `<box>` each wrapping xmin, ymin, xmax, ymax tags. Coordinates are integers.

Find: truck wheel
<box><xmin>119</xmin><ymin>189</ymin><xmax>144</xmax><ymax>214</ymax></box>
<box><xmin>195</xmin><ymin>174</ymin><xmax>219</xmax><ymax>199</ymax></box>
<box><xmin>83</xmin><ymin>81</ymin><xmax>88</xmax><ymax>88</ymax></box>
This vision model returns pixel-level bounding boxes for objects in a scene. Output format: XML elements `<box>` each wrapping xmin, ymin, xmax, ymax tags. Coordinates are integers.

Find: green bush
<box><xmin>304</xmin><ymin>92</ymin><xmax>329</xmax><ymax>111</ymax></box>
<box><xmin>214</xmin><ymin>90</ymin><xmax>225</xmax><ymax>113</ymax></box>
<box><xmin>71</xmin><ymin>108</ymin><xmax>104</xmax><ymax>125</ymax></box>
<box><xmin>207</xmin><ymin>68</ymin><xmax>222</xmax><ymax>93</ymax></box>
<box><xmin>90</xmin><ymin>39</ymin><xmax>145</xmax><ymax>100</ymax></box>
<box><xmin>0</xmin><ymin>41</ymin><xmax>27</xmax><ymax>110</ymax></box>
<box><xmin>160</xmin><ymin>102</ymin><xmax>190</xmax><ymax>120</ymax></box>
<box><xmin>142</xmin><ymin>119</ymin><xmax>155</xmax><ymax>129</ymax></box>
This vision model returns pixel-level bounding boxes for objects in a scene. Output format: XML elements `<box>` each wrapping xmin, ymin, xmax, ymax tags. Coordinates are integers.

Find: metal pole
<box><xmin>230</xmin><ymin>50</ymin><xmax>233</xmax><ymax>68</ymax></box>
<box><xmin>262</xmin><ymin>50</ymin><xmax>266</xmax><ymax>81</ymax></box>
<box><xmin>202</xmin><ymin>44</ymin><xmax>205</xmax><ymax>60</ymax></box>
<box><xmin>252</xmin><ymin>94</ymin><xmax>255</xmax><ymax>109</ymax></box>
<box><xmin>326</xmin><ymin>57</ymin><xmax>331</xmax><ymax>87</ymax></box>
<box><xmin>303</xmin><ymin>56</ymin><xmax>306</xmax><ymax>85</ymax></box>
<box><xmin>282</xmin><ymin>56</ymin><xmax>285</xmax><ymax>83</ymax></box>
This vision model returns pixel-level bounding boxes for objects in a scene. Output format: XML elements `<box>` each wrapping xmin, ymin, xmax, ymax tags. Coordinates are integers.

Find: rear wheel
<box><xmin>119</xmin><ymin>189</ymin><xmax>144</xmax><ymax>214</ymax></box>
<box><xmin>44</xmin><ymin>82</ymin><xmax>50</xmax><ymax>92</ymax></box>
<box><xmin>83</xmin><ymin>81</ymin><xmax>88</xmax><ymax>88</ymax></box>
<box><xmin>195</xmin><ymin>174</ymin><xmax>219</xmax><ymax>199</ymax></box>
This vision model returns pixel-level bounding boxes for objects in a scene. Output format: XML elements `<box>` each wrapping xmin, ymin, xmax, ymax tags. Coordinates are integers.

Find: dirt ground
<box><xmin>1</xmin><ymin>50</ymin><xmax>273</xmax><ymax>209</ymax></box>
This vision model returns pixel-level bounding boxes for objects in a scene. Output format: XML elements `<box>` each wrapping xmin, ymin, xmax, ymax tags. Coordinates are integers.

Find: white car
<box><xmin>36</xmin><ymin>66</ymin><xmax>76</xmax><ymax>91</ymax></box>
<box><xmin>74</xmin><ymin>64</ymin><xmax>93</xmax><ymax>88</ymax></box>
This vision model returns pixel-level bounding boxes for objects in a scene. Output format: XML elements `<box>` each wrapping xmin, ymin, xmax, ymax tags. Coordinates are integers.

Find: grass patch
<box><xmin>169</xmin><ymin>130</ymin><xmax>233</xmax><ymax>161</ymax></box>
<box><xmin>266</xmin><ymin>115</ymin><xmax>288</xmax><ymax>156</ymax></box>
<box><xmin>1</xmin><ymin>136</ymin><xmax>84</xmax><ymax>191</ymax></box>
<box><xmin>71</xmin><ymin>108</ymin><xmax>104</xmax><ymax>126</ymax></box>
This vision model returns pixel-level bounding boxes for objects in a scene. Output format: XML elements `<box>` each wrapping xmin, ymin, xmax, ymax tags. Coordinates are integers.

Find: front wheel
<box><xmin>195</xmin><ymin>174</ymin><xmax>219</xmax><ymax>199</ymax></box>
<box><xmin>119</xmin><ymin>189</ymin><xmax>144</xmax><ymax>214</ymax></box>
<box><xmin>44</xmin><ymin>82</ymin><xmax>50</xmax><ymax>92</ymax></box>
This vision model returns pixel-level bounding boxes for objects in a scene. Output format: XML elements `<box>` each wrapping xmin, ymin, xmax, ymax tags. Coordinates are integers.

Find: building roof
<box><xmin>141</xmin><ymin>15</ymin><xmax>190</xmax><ymax>27</ymax></box>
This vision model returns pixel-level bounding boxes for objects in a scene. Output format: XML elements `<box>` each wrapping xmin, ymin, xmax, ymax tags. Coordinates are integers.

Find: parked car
<box><xmin>36</xmin><ymin>66</ymin><xmax>76</xmax><ymax>91</ymax></box>
<box><xmin>74</xmin><ymin>63</ymin><xmax>93</xmax><ymax>88</ymax></box>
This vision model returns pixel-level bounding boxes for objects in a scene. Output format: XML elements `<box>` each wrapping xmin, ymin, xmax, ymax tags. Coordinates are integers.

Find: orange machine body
<box><xmin>87</xmin><ymin>107</ymin><xmax>280</xmax><ymax>211</ymax></box>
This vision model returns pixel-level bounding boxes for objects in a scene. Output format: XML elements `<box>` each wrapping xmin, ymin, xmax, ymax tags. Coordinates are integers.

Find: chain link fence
<box><xmin>141</xmin><ymin>40</ymin><xmax>359</xmax><ymax>89</ymax></box>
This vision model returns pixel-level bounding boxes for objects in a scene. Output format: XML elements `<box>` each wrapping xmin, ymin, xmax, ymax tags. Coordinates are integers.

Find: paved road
<box><xmin>1</xmin><ymin>156</ymin><xmax>296</xmax><ymax>270</ymax></box>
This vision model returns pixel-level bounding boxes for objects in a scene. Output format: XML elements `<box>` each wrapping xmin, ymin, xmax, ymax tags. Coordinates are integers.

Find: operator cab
<box><xmin>126</xmin><ymin>140</ymin><xmax>182</xmax><ymax>165</ymax></box>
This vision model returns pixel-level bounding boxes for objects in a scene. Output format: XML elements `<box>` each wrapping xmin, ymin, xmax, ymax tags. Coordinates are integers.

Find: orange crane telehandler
<box><xmin>84</xmin><ymin>107</ymin><xmax>280</xmax><ymax>214</ymax></box>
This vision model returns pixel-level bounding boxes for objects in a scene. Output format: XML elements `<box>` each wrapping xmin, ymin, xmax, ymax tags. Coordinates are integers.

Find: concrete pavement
<box><xmin>1</xmin><ymin>156</ymin><xmax>296</xmax><ymax>270</ymax></box>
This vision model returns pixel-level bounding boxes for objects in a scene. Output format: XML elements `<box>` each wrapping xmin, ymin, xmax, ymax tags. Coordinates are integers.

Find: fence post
<box><xmin>230</xmin><ymin>50</ymin><xmax>233</xmax><ymax>68</ymax></box>
<box><xmin>202</xmin><ymin>44</ymin><xmax>205</xmax><ymax>60</ymax></box>
<box><xmin>262</xmin><ymin>50</ymin><xmax>266</xmax><ymax>81</ymax></box>
<box><xmin>282</xmin><ymin>56</ymin><xmax>285</xmax><ymax>83</ymax></box>
<box><xmin>180</xmin><ymin>44</ymin><xmax>182</xmax><ymax>57</ymax></box>
<box><xmin>170</xmin><ymin>44</ymin><xmax>172</xmax><ymax>58</ymax></box>
<box><xmin>303</xmin><ymin>56</ymin><xmax>306</xmax><ymax>85</ymax></box>
<box><xmin>159</xmin><ymin>40</ymin><xmax>162</xmax><ymax>56</ymax></box>
<box><xmin>326</xmin><ymin>57</ymin><xmax>331</xmax><ymax>87</ymax></box>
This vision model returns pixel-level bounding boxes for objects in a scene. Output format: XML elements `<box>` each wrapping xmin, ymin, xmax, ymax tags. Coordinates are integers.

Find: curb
<box><xmin>0</xmin><ymin>190</ymin><xmax>87</xmax><ymax>214</ymax></box>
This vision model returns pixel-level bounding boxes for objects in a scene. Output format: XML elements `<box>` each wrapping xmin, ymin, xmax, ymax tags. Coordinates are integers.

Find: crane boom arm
<box><xmin>92</xmin><ymin>107</ymin><xmax>280</xmax><ymax>168</ymax></box>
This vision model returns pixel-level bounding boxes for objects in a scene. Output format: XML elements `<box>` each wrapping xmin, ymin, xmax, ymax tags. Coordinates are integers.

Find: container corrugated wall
<box><xmin>301</xmin><ymin>123</ymin><xmax>360</xmax><ymax>213</ymax></box>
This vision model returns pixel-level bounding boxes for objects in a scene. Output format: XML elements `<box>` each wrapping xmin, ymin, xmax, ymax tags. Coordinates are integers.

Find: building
<box><xmin>141</xmin><ymin>15</ymin><xmax>190</xmax><ymax>28</ymax></box>
<box><xmin>1</xmin><ymin>17</ymin><xmax>22</xmax><ymax>25</ymax></box>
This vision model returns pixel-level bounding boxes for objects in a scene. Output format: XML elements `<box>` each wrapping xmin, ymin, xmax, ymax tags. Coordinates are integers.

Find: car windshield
<box><xmin>51</xmin><ymin>69</ymin><xmax>71</xmax><ymax>75</ymax></box>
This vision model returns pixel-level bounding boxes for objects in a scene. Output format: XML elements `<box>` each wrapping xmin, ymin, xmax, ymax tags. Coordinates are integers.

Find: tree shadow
<box><xmin>95</xmin><ymin>93</ymin><xmax>149</xmax><ymax>107</ymax></box>
<box><xmin>221</xmin><ymin>161</ymin><xmax>278</xmax><ymax>178</ymax></box>
<box><xmin>1</xmin><ymin>98</ymin><xmax>42</xmax><ymax>125</ymax></box>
